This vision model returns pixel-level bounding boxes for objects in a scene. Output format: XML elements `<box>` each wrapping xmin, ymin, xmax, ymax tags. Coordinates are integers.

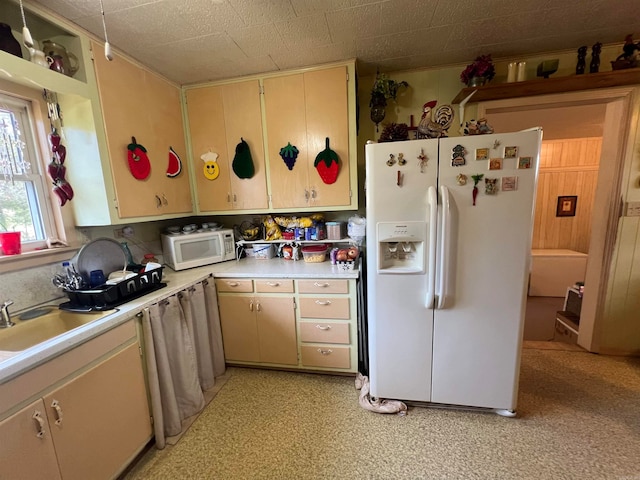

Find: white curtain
<box><xmin>142</xmin><ymin>278</ymin><xmax>225</xmax><ymax>449</ymax></box>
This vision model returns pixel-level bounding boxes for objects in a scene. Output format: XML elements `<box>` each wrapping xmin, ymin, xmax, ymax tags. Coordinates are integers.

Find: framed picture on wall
<box><xmin>556</xmin><ymin>195</ymin><xmax>578</xmax><ymax>217</ymax></box>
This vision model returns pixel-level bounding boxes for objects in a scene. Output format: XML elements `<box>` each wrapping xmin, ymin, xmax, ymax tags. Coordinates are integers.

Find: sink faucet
<box><xmin>0</xmin><ymin>301</ymin><xmax>15</xmax><ymax>328</ymax></box>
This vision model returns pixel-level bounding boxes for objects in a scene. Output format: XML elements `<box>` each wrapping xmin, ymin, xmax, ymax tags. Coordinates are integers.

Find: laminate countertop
<box><xmin>0</xmin><ymin>258</ymin><xmax>360</xmax><ymax>384</ymax></box>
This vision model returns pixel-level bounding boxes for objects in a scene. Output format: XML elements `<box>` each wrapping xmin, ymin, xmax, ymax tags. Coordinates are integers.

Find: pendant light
<box><xmin>18</xmin><ymin>0</ymin><xmax>34</xmax><ymax>48</ymax></box>
<box><xmin>99</xmin><ymin>0</ymin><xmax>113</xmax><ymax>61</ymax></box>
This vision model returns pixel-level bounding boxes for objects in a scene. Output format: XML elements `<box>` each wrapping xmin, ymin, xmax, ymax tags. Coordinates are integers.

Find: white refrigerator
<box><xmin>365</xmin><ymin>129</ymin><xmax>542</xmax><ymax>414</ymax></box>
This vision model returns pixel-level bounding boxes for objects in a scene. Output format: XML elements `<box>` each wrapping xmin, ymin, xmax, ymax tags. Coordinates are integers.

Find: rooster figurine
<box><xmin>416</xmin><ymin>100</ymin><xmax>454</xmax><ymax>139</ymax></box>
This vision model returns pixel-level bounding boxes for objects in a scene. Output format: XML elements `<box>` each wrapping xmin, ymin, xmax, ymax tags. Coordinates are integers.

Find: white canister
<box><xmin>28</xmin><ymin>48</ymin><xmax>49</xmax><ymax>68</ymax></box>
<box><xmin>517</xmin><ymin>62</ymin><xmax>527</xmax><ymax>82</ymax></box>
<box><xmin>507</xmin><ymin>62</ymin><xmax>517</xmax><ymax>83</ymax></box>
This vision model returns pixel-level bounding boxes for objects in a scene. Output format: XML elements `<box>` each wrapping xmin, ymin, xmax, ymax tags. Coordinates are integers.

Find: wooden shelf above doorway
<box><xmin>451</xmin><ymin>68</ymin><xmax>640</xmax><ymax>104</ymax></box>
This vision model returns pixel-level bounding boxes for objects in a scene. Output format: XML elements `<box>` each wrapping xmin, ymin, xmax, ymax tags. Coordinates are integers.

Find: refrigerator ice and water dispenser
<box><xmin>376</xmin><ymin>221</ymin><xmax>427</xmax><ymax>274</ymax></box>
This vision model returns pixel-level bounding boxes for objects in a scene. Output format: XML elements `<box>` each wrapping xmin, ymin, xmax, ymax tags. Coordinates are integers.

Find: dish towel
<box><xmin>355</xmin><ymin>373</ymin><xmax>407</xmax><ymax>416</ymax></box>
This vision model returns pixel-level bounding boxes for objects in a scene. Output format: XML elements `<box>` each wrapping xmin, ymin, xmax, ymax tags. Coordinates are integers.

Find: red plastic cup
<box><xmin>0</xmin><ymin>232</ymin><xmax>21</xmax><ymax>255</ymax></box>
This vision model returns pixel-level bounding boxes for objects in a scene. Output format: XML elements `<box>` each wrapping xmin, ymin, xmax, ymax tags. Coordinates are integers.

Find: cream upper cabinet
<box><xmin>264</xmin><ymin>65</ymin><xmax>352</xmax><ymax>210</ymax></box>
<box><xmin>185</xmin><ymin>80</ymin><xmax>269</xmax><ymax>213</ymax></box>
<box><xmin>92</xmin><ymin>41</ymin><xmax>192</xmax><ymax>219</ymax></box>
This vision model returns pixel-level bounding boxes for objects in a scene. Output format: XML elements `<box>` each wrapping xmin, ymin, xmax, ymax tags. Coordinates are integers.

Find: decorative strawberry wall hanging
<box><xmin>166</xmin><ymin>146</ymin><xmax>182</xmax><ymax>177</ymax></box>
<box><xmin>314</xmin><ymin>137</ymin><xmax>340</xmax><ymax>184</ymax></box>
<box><xmin>279</xmin><ymin>142</ymin><xmax>299</xmax><ymax>170</ymax></box>
<box><xmin>127</xmin><ymin>136</ymin><xmax>151</xmax><ymax>180</ymax></box>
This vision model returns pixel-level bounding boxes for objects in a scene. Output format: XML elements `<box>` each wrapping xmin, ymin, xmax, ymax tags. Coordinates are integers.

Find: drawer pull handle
<box><xmin>316</xmin><ymin>324</ymin><xmax>331</xmax><ymax>330</ymax></box>
<box><xmin>317</xmin><ymin>348</ymin><xmax>333</xmax><ymax>356</ymax></box>
<box><xmin>266</xmin><ymin>282</ymin><xmax>280</xmax><ymax>287</ymax></box>
<box><xmin>33</xmin><ymin>410</ymin><xmax>46</xmax><ymax>438</ymax></box>
<box><xmin>51</xmin><ymin>399</ymin><xmax>63</xmax><ymax>426</ymax></box>
<box><xmin>313</xmin><ymin>282</ymin><xmax>330</xmax><ymax>287</ymax></box>
<box><xmin>227</xmin><ymin>281</ymin><xmax>239</xmax><ymax>287</ymax></box>
<box><xmin>315</xmin><ymin>300</ymin><xmax>332</xmax><ymax>306</ymax></box>
<box><xmin>249</xmin><ymin>301</ymin><xmax>254</xmax><ymax>312</ymax></box>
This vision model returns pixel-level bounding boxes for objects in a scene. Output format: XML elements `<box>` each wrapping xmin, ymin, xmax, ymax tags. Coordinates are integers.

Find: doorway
<box><xmin>477</xmin><ymin>89</ymin><xmax>633</xmax><ymax>352</ymax></box>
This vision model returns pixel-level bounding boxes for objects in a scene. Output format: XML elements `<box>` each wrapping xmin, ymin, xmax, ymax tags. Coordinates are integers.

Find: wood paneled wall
<box><xmin>532</xmin><ymin>137</ymin><xmax>601</xmax><ymax>252</ymax></box>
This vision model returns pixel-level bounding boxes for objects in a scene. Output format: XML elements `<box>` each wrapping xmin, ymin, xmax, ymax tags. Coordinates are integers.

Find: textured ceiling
<box><xmin>30</xmin><ymin>0</ymin><xmax>640</xmax><ymax>85</ymax></box>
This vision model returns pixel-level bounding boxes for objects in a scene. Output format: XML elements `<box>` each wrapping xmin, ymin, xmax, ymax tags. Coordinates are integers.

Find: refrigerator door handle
<box><xmin>436</xmin><ymin>185</ymin><xmax>452</xmax><ymax>309</ymax></box>
<box><xmin>426</xmin><ymin>186</ymin><xmax>437</xmax><ymax>308</ymax></box>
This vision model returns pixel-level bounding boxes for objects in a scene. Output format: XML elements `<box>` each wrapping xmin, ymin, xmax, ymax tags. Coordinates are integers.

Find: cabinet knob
<box><xmin>249</xmin><ymin>301</ymin><xmax>253</xmax><ymax>312</ymax></box>
<box><xmin>310</xmin><ymin>189</ymin><xmax>317</xmax><ymax>199</ymax></box>
<box><xmin>304</xmin><ymin>189</ymin><xmax>309</xmax><ymax>200</ymax></box>
<box><xmin>162</xmin><ymin>194</ymin><xmax>168</xmax><ymax>205</ymax></box>
<box><xmin>256</xmin><ymin>301</ymin><xmax>261</xmax><ymax>312</ymax></box>
<box><xmin>226</xmin><ymin>281</ymin><xmax>239</xmax><ymax>287</ymax></box>
<box><xmin>155</xmin><ymin>195</ymin><xmax>162</xmax><ymax>208</ymax></box>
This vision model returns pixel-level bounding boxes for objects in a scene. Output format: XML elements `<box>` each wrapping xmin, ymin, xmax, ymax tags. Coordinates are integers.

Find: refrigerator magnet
<box><xmin>418</xmin><ymin>149</ymin><xmax>428</xmax><ymax>172</ymax></box>
<box><xmin>387</xmin><ymin>153</ymin><xmax>396</xmax><ymax>166</ymax></box>
<box><xmin>504</xmin><ymin>146</ymin><xmax>519</xmax><ymax>158</ymax></box>
<box><xmin>518</xmin><ymin>156</ymin><xmax>532</xmax><ymax>169</ymax></box>
<box><xmin>451</xmin><ymin>144</ymin><xmax>466</xmax><ymax>167</ymax></box>
<box><xmin>397</xmin><ymin>153</ymin><xmax>406</xmax><ymax>165</ymax></box>
<box><xmin>489</xmin><ymin>158</ymin><xmax>503</xmax><ymax>170</ymax></box>
<box><xmin>475</xmin><ymin>148</ymin><xmax>489</xmax><ymax>161</ymax></box>
<box><xmin>456</xmin><ymin>173</ymin><xmax>468</xmax><ymax>186</ymax></box>
<box><xmin>502</xmin><ymin>176</ymin><xmax>518</xmax><ymax>191</ymax></box>
<box><xmin>485</xmin><ymin>178</ymin><xmax>499</xmax><ymax>195</ymax></box>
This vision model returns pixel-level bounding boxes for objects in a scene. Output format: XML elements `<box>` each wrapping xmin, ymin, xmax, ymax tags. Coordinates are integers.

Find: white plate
<box><xmin>73</xmin><ymin>238</ymin><xmax>127</xmax><ymax>282</ymax></box>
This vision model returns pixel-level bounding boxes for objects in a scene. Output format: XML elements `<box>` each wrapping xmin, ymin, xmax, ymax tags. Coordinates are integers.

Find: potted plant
<box><xmin>460</xmin><ymin>54</ymin><xmax>496</xmax><ymax>87</ymax></box>
<box><xmin>369</xmin><ymin>72</ymin><xmax>409</xmax><ymax>130</ymax></box>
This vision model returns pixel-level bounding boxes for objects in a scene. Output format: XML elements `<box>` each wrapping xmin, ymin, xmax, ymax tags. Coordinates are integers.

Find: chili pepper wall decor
<box><xmin>48</xmin><ymin>129</ymin><xmax>74</xmax><ymax>206</ymax></box>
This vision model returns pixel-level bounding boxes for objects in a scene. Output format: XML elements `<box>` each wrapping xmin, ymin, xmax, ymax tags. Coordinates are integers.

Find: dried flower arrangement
<box><xmin>460</xmin><ymin>54</ymin><xmax>496</xmax><ymax>85</ymax></box>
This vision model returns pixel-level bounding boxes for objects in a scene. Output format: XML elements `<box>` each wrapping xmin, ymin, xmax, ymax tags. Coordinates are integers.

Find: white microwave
<box><xmin>161</xmin><ymin>229</ymin><xmax>236</xmax><ymax>271</ymax></box>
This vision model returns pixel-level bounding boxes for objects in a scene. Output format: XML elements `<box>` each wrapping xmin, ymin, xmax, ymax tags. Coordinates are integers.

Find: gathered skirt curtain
<box><xmin>142</xmin><ymin>279</ymin><xmax>226</xmax><ymax>449</ymax></box>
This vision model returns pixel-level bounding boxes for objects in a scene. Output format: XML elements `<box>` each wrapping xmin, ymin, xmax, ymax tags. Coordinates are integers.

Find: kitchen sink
<box><xmin>0</xmin><ymin>307</ymin><xmax>116</xmax><ymax>352</ymax></box>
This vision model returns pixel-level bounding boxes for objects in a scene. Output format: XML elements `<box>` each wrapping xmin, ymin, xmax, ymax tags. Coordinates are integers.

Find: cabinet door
<box><xmin>263</xmin><ymin>73</ymin><xmax>309</xmax><ymax>208</ymax></box>
<box><xmin>256</xmin><ymin>296</ymin><xmax>297</xmax><ymax>365</ymax></box>
<box><xmin>304</xmin><ymin>66</ymin><xmax>351</xmax><ymax>207</ymax></box>
<box><xmin>222</xmin><ymin>80</ymin><xmax>269</xmax><ymax>210</ymax></box>
<box><xmin>185</xmin><ymin>85</ymin><xmax>233</xmax><ymax>211</ymax></box>
<box><xmin>145</xmin><ymin>70</ymin><xmax>192</xmax><ymax>215</ymax></box>
<box><xmin>218</xmin><ymin>295</ymin><xmax>260</xmax><ymax>362</ymax></box>
<box><xmin>93</xmin><ymin>42</ymin><xmax>191</xmax><ymax>218</ymax></box>
<box><xmin>43</xmin><ymin>343</ymin><xmax>151</xmax><ymax>480</ymax></box>
<box><xmin>0</xmin><ymin>399</ymin><xmax>61</xmax><ymax>480</ymax></box>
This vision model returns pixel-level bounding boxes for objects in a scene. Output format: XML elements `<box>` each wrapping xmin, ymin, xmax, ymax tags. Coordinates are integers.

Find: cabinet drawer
<box><xmin>300</xmin><ymin>322</ymin><xmax>350</xmax><ymax>344</ymax></box>
<box><xmin>255</xmin><ymin>279</ymin><xmax>294</xmax><ymax>293</ymax></box>
<box><xmin>297</xmin><ymin>279</ymin><xmax>348</xmax><ymax>294</ymax></box>
<box><xmin>215</xmin><ymin>279</ymin><xmax>253</xmax><ymax>293</ymax></box>
<box><xmin>301</xmin><ymin>346</ymin><xmax>350</xmax><ymax>369</ymax></box>
<box><xmin>299</xmin><ymin>297</ymin><xmax>350</xmax><ymax>319</ymax></box>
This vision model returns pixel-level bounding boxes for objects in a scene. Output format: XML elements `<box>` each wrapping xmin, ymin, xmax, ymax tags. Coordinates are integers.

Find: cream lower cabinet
<box><xmin>0</xmin><ymin>320</ymin><xmax>152</xmax><ymax>480</ymax></box>
<box><xmin>216</xmin><ymin>277</ymin><xmax>358</xmax><ymax>373</ymax></box>
<box><xmin>216</xmin><ymin>279</ymin><xmax>297</xmax><ymax>365</ymax></box>
<box><xmin>296</xmin><ymin>279</ymin><xmax>357</xmax><ymax>373</ymax></box>
<box><xmin>0</xmin><ymin>398</ymin><xmax>61</xmax><ymax>479</ymax></box>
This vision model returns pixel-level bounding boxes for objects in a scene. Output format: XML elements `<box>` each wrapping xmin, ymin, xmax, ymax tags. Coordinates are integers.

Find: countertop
<box><xmin>0</xmin><ymin>258</ymin><xmax>359</xmax><ymax>384</ymax></box>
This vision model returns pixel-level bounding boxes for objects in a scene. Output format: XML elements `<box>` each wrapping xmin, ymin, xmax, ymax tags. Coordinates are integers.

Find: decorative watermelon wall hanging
<box><xmin>232</xmin><ymin>138</ymin><xmax>255</xmax><ymax>179</ymax></box>
<box><xmin>127</xmin><ymin>136</ymin><xmax>151</xmax><ymax>180</ymax></box>
<box><xmin>166</xmin><ymin>146</ymin><xmax>182</xmax><ymax>177</ymax></box>
<box><xmin>279</xmin><ymin>142</ymin><xmax>299</xmax><ymax>171</ymax></box>
<box><xmin>314</xmin><ymin>137</ymin><xmax>340</xmax><ymax>184</ymax></box>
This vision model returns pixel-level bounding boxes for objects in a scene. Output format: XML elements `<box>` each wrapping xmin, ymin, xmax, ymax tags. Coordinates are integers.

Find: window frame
<box><xmin>1</xmin><ymin>93</ymin><xmax>61</xmax><ymax>253</ymax></box>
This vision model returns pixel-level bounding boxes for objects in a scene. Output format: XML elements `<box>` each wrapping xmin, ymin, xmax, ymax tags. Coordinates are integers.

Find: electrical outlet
<box><xmin>122</xmin><ymin>226</ymin><xmax>135</xmax><ymax>237</ymax></box>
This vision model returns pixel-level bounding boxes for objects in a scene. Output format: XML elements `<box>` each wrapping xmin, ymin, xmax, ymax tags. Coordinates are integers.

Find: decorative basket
<box><xmin>336</xmin><ymin>260</ymin><xmax>355</xmax><ymax>271</ymax></box>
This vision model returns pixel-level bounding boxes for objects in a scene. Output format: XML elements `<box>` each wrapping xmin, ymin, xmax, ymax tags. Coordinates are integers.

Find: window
<box><xmin>0</xmin><ymin>94</ymin><xmax>56</xmax><ymax>252</ymax></box>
